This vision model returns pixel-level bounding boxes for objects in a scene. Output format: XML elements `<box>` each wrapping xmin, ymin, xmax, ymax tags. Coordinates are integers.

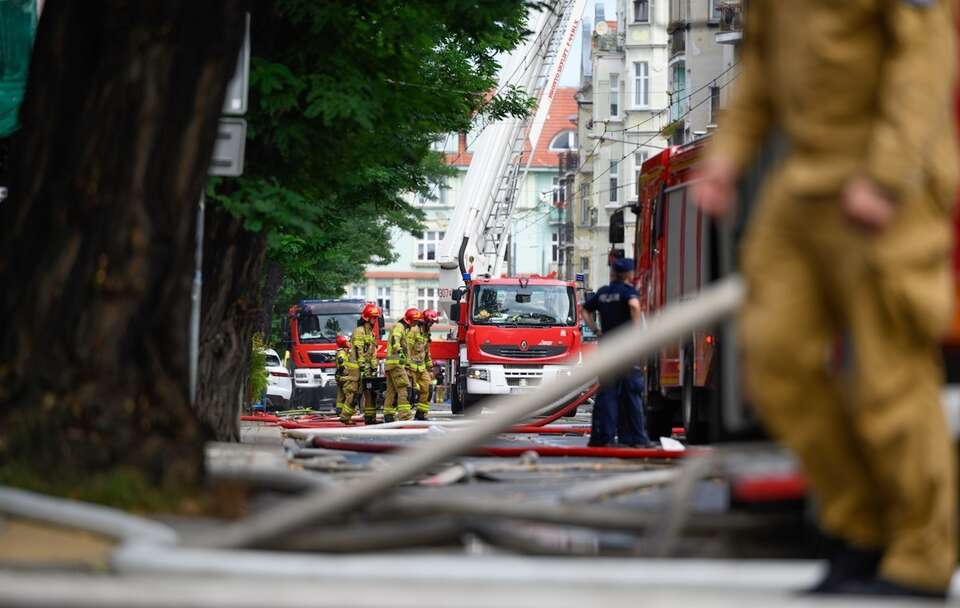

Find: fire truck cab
<box><xmin>448</xmin><ymin>276</ymin><xmax>581</xmax><ymax>413</ymax></box>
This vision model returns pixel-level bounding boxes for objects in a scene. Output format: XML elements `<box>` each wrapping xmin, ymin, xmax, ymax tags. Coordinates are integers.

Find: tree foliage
<box><xmin>211</xmin><ymin>0</ymin><xmax>536</xmax><ymax>337</ymax></box>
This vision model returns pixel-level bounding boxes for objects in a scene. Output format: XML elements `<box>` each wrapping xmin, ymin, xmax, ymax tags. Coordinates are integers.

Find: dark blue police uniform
<box><xmin>582</xmin><ymin>260</ymin><xmax>651</xmax><ymax>447</ymax></box>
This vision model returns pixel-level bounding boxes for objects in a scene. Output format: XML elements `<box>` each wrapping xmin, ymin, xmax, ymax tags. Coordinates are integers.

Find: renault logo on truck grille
<box><xmin>519</xmin><ymin>340</ymin><xmax>528</xmax><ymax>351</ymax></box>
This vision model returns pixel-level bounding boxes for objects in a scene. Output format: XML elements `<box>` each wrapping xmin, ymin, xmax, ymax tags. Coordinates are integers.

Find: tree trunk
<box><xmin>0</xmin><ymin>1</ymin><xmax>246</xmax><ymax>495</ymax></box>
<box><xmin>259</xmin><ymin>259</ymin><xmax>284</xmax><ymax>339</ymax></box>
<box><xmin>194</xmin><ymin>205</ymin><xmax>266</xmax><ymax>441</ymax></box>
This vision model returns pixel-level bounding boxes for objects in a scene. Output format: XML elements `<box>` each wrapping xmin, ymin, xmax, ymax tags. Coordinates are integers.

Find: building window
<box><xmin>377</xmin><ymin>286</ymin><xmax>391</xmax><ymax>316</ymax></box>
<box><xmin>417</xmin><ymin>287</ymin><xmax>438</xmax><ymax>312</ymax></box>
<box><xmin>579</xmin><ymin>183</ymin><xmax>590</xmax><ymax>225</ymax></box>
<box><xmin>709</xmin><ymin>85</ymin><xmax>720</xmax><ymax>124</ymax></box>
<box><xmin>609</xmin><ymin>73</ymin><xmax>619</xmax><ymax>118</ymax></box>
<box><xmin>634</xmin><ymin>62</ymin><xmax>649</xmax><ymax>107</ymax></box>
<box><xmin>552</xmin><ymin>176</ymin><xmax>566</xmax><ymax>207</ymax></box>
<box><xmin>437</xmin><ymin>178</ymin><xmax>448</xmax><ymax>206</ymax></box>
<box><xmin>671</xmin><ymin>62</ymin><xmax>686</xmax><ymax>121</ymax></box>
<box><xmin>348</xmin><ymin>284</ymin><xmax>365</xmax><ymax>299</ymax></box>
<box><xmin>609</xmin><ymin>160</ymin><xmax>618</xmax><ymax>203</ymax></box>
<box><xmin>551</xmin><ymin>232</ymin><xmax>559</xmax><ymax>263</ymax></box>
<box><xmin>633</xmin><ymin>0</ymin><xmax>650</xmax><ymax>23</ymax></box>
<box><xmin>417</xmin><ymin>178</ymin><xmax>448</xmax><ymax>207</ymax></box>
<box><xmin>417</xmin><ymin>230</ymin><xmax>446</xmax><ymax>261</ymax></box>
<box><xmin>634</xmin><ymin>151</ymin><xmax>648</xmax><ymax>197</ymax></box>
<box><xmin>709</xmin><ymin>0</ymin><xmax>721</xmax><ymax>22</ymax></box>
<box><xmin>549</xmin><ymin>130</ymin><xmax>578</xmax><ymax>151</ymax></box>
<box><xmin>430</xmin><ymin>134</ymin><xmax>458</xmax><ymax>153</ymax></box>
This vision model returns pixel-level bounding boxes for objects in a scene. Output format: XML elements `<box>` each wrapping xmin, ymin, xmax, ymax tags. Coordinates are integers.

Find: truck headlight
<box><xmin>467</xmin><ymin>368</ymin><xmax>489</xmax><ymax>382</ymax></box>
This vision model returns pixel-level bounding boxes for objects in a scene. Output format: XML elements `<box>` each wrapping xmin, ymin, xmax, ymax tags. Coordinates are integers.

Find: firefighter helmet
<box><xmin>336</xmin><ymin>335</ymin><xmax>349</xmax><ymax>348</ymax></box>
<box><xmin>361</xmin><ymin>303</ymin><xmax>381</xmax><ymax>321</ymax></box>
<box><xmin>422</xmin><ymin>309</ymin><xmax>439</xmax><ymax>324</ymax></box>
<box><xmin>403</xmin><ymin>308</ymin><xmax>422</xmax><ymax>324</ymax></box>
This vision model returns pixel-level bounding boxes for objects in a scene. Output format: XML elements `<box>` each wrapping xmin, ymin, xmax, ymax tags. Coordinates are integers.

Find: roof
<box><xmin>445</xmin><ymin>87</ymin><xmax>579</xmax><ymax>170</ymax></box>
<box><xmin>471</xmin><ymin>277</ymin><xmax>574</xmax><ymax>287</ymax></box>
<box><xmin>296</xmin><ymin>300</ymin><xmax>365</xmax><ymax>314</ymax></box>
<box><xmin>365</xmin><ymin>271</ymin><xmax>439</xmax><ymax>280</ymax></box>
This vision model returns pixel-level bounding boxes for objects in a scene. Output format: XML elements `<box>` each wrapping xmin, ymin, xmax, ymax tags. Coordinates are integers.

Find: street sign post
<box><xmin>193</xmin><ymin>13</ymin><xmax>250</xmax><ymax>406</ymax></box>
<box><xmin>209</xmin><ymin>117</ymin><xmax>246</xmax><ymax>177</ymax></box>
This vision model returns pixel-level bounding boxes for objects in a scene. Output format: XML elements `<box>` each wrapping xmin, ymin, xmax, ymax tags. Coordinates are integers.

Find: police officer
<box><xmin>695</xmin><ymin>0</ymin><xmax>956</xmax><ymax>598</ymax></box>
<box><xmin>384</xmin><ymin>308</ymin><xmax>419</xmax><ymax>422</ymax></box>
<box><xmin>352</xmin><ymin>303</ymin><xmax>381</xmax><ymax>425</ymax></box>
<box><xmin>581</xmin><ymin>258</ymin><xmax>654</xmax><ymax>448</ymax></box>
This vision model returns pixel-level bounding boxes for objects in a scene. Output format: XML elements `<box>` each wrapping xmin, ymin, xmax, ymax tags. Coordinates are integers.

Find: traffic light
<box><xmin>609</xmin><ymin>209</ymin><xmax>625</xmax><ymax>244</ymax></box>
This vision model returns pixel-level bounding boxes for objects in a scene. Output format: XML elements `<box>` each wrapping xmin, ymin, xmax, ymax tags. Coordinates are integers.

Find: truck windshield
<box><xmin>471</xmin><ymin>285</ymin><xmax>576</xmax><ymax>326</ymax></box>
<box><xmin>298</xmin><ymin>314</ymin><xmax>358</xmax><ymax>343</ymax></box>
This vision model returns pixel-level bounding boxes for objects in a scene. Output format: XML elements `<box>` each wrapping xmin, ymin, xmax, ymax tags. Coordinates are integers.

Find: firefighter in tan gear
<box><xmin>353</xmin><ymin>303</ymin><xmax>381</xmax><ymax>425</ymax></box>
<box><xmin>695</xmin><ymin>0</ymin><xmax>957</xmax><ymax>598</ymax></box>
<box><xmin>384</xmin><ymin>308</ymin><xmax>420</xmax><ymax>422</ymax></box>
<box><xmin>422</xmin><ymin>309</ymin><xmax>442</xmax><ymax>406</ymax></box>
<box><xmin>407</xmin><ymin>309</ymin><xmax>437</xmax><ymax>421</ymax></box>
<box><xmin>334</xmin><ymin>335</ymin><xmax>358</xmax><ymax>423</ymax></box>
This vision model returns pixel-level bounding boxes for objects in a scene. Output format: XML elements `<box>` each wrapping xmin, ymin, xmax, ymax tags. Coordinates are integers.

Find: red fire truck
<box><xmin>285</xmin><ymin>299</ymin><xmax>384</xmax><ymax>409</ymax></box>
<box><xmin>447</xmin><ymin>275</ymin><xmax>582</xmax><ymax>414</ymax></box>
<box><xmin>630</xmin><ymin>139</ymin><xmax>720</xmax><ymax>442</ymax></box>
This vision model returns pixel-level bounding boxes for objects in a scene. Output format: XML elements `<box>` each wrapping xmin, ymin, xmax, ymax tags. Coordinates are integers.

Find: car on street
<box><xmin>263</xmin><ymin>348</ymin><xmax>292</xmax><ymax>409</ymax></box>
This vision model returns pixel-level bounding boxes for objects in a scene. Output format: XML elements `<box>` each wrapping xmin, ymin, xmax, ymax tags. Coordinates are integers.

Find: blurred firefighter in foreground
<box><xmin>696</xmin><ymin>0</ymin><xmax>957</xmax><ymax>598</ymax></box>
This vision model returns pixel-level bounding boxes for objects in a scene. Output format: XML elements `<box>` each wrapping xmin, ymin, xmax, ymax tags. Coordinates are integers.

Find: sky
<box><xmin>559</xmin><ymin>0</ymin><xmax>617</xmax><ymax>87</ymax></box>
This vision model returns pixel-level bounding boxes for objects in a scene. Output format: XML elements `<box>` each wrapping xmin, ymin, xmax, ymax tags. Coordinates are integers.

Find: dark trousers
<box><xmin>590</xmin><ymin>365</ymin><xmax>649</xmax><ymax>446</ymax></box>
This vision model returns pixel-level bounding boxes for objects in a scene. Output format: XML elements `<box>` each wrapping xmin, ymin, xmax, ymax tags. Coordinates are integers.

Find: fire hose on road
<box><xmin>190</xmin><ymin>277</ymin><xmax>746</xmax><ymax>549</ymax></box>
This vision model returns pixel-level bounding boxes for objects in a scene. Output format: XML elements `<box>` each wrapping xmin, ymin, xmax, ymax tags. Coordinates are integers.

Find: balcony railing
<box><xmin>594</xmin><ymin>32</ymin><xmax>621</xmax><ymax>53</ymax></box>
<box><xmin>558</xmin><ymin>151</ymin><xmax>579</xmax><ymax>174</ymax></box>
<box><xmin>718</xmin><ymin>0</ymin><xmax>743</xmax><ymax>35</ymax></box>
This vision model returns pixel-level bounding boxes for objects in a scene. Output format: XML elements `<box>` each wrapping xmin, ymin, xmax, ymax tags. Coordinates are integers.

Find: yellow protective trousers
<box><xmin>383</xmin><ymin>364</ymin><xmax>412</xmax><ymax>419</ymax></box>
<box><xmin>410</xmin><ymin>367</ymin><xmax>432</xmax><ymax>414</ymax></box>
<box><xmin>337</xmin><ymin>366</ymin><xmax>361</xmax><ymax>419</ymax></box>
<box><xmin>739</xmin><ymin>172</ymin><xmax>957</xmax><ymax>592</ymax></box>
<box><xmin>358</xmin><ymin>376</ymin><xmax>378</xmax><ymax>418</ymax></box>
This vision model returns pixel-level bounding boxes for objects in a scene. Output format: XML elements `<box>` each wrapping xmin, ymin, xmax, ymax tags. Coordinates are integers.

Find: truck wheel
<box><xmin>681</xmin><ymin>347</ymin><xmax>710</xmax><ymax>444</ymax></box>
<box><xmin>681</xmin><ymin>351</ymin><xmax>694</xmax><ymax>440</ymax></box>
<box><xmin>644</xmin><ymin>368</ymin><xmax>675</xmax><ymax>441</ymax></box>
<box><xmin>451</xmin><ymin>376</ymin><xmax>465</xmax><ymax>415</ymax></box>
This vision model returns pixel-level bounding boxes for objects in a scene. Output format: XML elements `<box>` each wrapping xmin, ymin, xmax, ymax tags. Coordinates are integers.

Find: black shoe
<box><xmin>625</xmin><ymin>440</ymin><xmax>659</xmax><ymax>449</ymax></box>
<box><xmin>587</xmin><ymin>438</ymin><xmax>615</xmax><ymax>448</ymax></box>
<box><xmin>829</xmin><ymin>576</ymin><xmax>946</xmax><ymax>599</ymax></box>
<box><xmin>806</xmin><ymin>542</ymin><xmax>883</xmax><ymax>594</ymax></box>
<box><xmin>364</xmin><ymin>415</ymin><xmax>379</xmax><ymax>425</ymax></box>
<box><xmin>414</xmin><ymin>410</ymin><xmax>427</xmax><ymax>421</ymax></box>
<box><xmin>384</xmin><ymin>415</ymin><xmax>396</xmax><ymax>423</ymax></box>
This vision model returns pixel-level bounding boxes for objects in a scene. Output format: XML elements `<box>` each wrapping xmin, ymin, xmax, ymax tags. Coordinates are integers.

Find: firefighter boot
<box><xmin>384</xmin><ymin>415</ymin><xmax>396</xmax><ymax>423</ymax></box>
<box><xmin>339</xmin><ymin>404</ymin><xmax>356</xmax><ymax>425</ymax></box>
<box><xmin>364</xmin><ymin>415</ymin><xmax>380</xmax><ymax>425</ymax></box>
<box><xmin>414</xmin><ymin>409</ymin><xmax>427</xmax><ymax>421</ymax></box>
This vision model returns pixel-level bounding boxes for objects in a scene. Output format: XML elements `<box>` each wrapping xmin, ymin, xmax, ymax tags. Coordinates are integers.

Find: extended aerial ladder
<box><xmin>437</xmin><ymin>0</ymin><xmax>587</xmax><ymax>316</ymax></box>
